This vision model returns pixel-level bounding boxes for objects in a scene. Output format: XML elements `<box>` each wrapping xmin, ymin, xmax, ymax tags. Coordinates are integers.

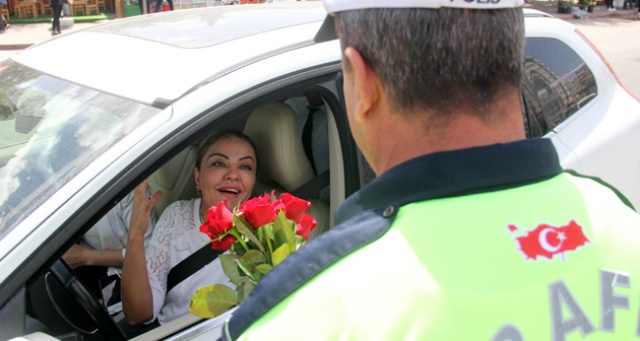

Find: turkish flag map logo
<box><xmin>508</xmin><ymin>220</ymin><xmax>590</xmax><ymax>261</ymax></box>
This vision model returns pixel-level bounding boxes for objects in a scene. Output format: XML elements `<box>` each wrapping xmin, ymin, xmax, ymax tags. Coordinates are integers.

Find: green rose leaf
<box><xmin>272</xmin><ymin>211</ymin><xmax>296</xmax><ymax>252</ymax></box>
<box><xmin>239</xmin><ymin>249</ymin><xmax>266</xmax><ymax>269</ymax></box>
<box><xmin>252</xmin><ymin>270</ymin><xmax>264</xmax><ymax>283</ymax></box>
<box><xmin>235</xmin><ymin>216</ymin><xmax>265</xmax><ymax>253</ymax></box>
<box><xmin>256</xmin><ymin>263</ymin><xmax>273</xmax><ymax>275</ymax></box>
<box><xmin>231</xmin><ymin>242</ymin><xmax>247</xmax><ymax>257</ymax></box>
<box><xmin>189</xmin><ymin>284</ymin><xmax>238</xmax><ymax>318</ymax></box>
<box><xmin>264</xmin><ymin>223</ymin><xmax>276</xmax><ymax>241</ymax></box>
<box><xmin>236</xmin><ymin>249</ymin><xmax>266</xmax><ymax>281</ymax></box>
<box><xmin>272</xmin><ymin>243</ymin><xmax>291</xmax><ymax>266</ymax></box>
<box><xmin>237</xmin><ymin>279</ymin><xmax>254</xmax><ymax>304</ymax></box>
<box><xmin>220</xmin><ymin>254</ymin><xmax>244</xmax><ymax>287</ymax></box>
<box><xmin>241</xmin><ymin>280</ymin><xmax>255</xmax><ymax>304</ymax></box>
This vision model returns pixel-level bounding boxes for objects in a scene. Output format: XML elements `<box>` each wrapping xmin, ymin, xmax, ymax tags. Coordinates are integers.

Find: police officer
<box><xmin>221</xmin><ymin>1</ymin><xmax>640</xmax><ymax>340</ymax></box>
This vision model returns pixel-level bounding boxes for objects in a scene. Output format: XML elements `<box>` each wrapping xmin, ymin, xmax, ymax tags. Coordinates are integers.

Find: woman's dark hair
<box><xmin>195</xmin><ymin>130</ymin><xmax>258</xmax><ymax>171</ymax></box>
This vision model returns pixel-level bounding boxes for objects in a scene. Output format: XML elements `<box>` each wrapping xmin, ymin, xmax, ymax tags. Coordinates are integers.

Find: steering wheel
<box><xmin>45</xmin><ymin>259</ymin><xmax>126</xmax><ymax>340</ymax></box>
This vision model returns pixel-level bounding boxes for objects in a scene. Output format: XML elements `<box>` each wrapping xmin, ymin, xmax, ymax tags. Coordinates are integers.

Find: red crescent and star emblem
<box><xmin>508</xmin><ymin>219</ymin><xmax>590</xmax><ymax>261</ymax></box>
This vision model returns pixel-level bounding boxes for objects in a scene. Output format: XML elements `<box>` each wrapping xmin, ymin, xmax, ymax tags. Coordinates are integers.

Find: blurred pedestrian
<box><xmin>606</xmin><ymin>0</ymin><xmax>616</xmax><ymax>10</ymax></box>
<box><xmin>153</xmin><ymin>0</ymin><xmax>172</xmax><ymax>12</ymax></box>
<box><xmin>51</xmin><ymin>0</ymin><xmax>63</xmax><ymax>35</ymax></box>
<box><xmin>138</xmin><ymin>0</ymin><xmax>149</xmax><ymax>14</ymax></box>
<box><xmin>0</xmin><ymin>0</ymin><xmax>8</xmax><ymax>31</ymax></box>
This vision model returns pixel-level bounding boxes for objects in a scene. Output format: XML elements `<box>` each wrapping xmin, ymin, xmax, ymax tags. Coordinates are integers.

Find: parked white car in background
<box><xmin>0</xmin><ymin>3</ymin><xmax>639</xmax><ymax>340</ymax></box>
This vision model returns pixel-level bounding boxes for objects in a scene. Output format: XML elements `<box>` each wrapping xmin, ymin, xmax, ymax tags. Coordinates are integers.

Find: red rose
<box><xmin>212</xmin><ymin>234</ymin><xmax>237</xmax><ymax>251</ymax></box>
<box><xmin>295</xmin><ymin>213</ymin><xmax>317</xmax><ymax>240</ymax></box>
<box><xmin>240</xmin><ymin>194</ymin><xmax>277</xmax><ymax>228</ymax></box>
<box><xmin>200</xmin><ymin>200</ymin><xmax>236</xmax><ymax>250</ymax></box>
<box><xmin>280</xmin><ymin>193</ymin><xmax>311</xmax><ymax>223</ymax></box>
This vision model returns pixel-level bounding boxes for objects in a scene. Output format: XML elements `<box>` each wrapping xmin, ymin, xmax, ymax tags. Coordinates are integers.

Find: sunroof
<box><xmin>90</xmin><ymin>3</ymin><xmax>326</xmax><ymax>48</ymax></box>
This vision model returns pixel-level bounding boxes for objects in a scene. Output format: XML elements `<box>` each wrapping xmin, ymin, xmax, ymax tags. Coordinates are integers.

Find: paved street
<box><xmin>572</xmin><ymin>18</ymin><xmax>640</xmax><ymax>97</ymax></box>
<box><xmin>0</xmin><ymin>20</ymin><xmax>99</xmax><ymax>61</ymax></box>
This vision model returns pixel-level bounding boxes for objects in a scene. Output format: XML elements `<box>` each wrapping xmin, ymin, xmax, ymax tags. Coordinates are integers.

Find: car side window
<box><xmin>521</xmin><ymin>38</ymin><xmax>598</xmax><ymax>138</ymax></box>
<box><xmin>359</xmin><ymin>37</ymin><xmax>601</xmax><ymax>184</ymax></box>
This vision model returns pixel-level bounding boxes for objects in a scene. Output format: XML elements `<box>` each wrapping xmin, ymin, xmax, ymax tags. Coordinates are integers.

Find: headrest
<box><xmin>244</xmin><ymin>102</ymin><xmax>314</xmax><ymax>193</ymax></box>
<box><xmin>148</xmin><ymin>145</ymin><xmax>198</xmax><ymax>216</ymax></box>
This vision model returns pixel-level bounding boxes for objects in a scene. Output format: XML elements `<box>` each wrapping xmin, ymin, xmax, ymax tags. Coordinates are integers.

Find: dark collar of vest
<box><xmin>335</xmin><ymin>138</ymin><xmax>562</xmax><ymax>224</ymax></box>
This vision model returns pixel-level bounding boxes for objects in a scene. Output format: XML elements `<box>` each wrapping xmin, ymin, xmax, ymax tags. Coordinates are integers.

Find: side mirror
<box><xmin>14</xmin><ymin>96</ymin><xmax>47</xmax><ymax>134</ymax></box>
<box><xmin>15</xmin><ymin>110</ymin><xmax>42</xmax><ymax>134</ymax></box>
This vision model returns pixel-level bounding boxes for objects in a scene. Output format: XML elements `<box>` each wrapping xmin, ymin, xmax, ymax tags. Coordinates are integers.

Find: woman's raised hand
<box><xmin>129</xmin><ymin>180</ymin><xmax>163</xmax><ymax>238</ymax></box>
<box><xmin>123</xmin><ymin>179</ymin><xmax>161</xmax><ymax>325</ymax></box>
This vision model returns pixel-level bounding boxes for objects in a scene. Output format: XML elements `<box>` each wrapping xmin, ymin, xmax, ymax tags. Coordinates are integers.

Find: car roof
<box><xmin>12</xmin><ymin>2</ymin><xmax>327</xmax><ymax>106</ymax></box>
<box><xmin>89</xmin><ymin>2</ymin><xmax>324</xmax><ymax>49</ymax></box>
<box><xmin>523</xmin><ymin>8</ymin><xmax>553</xmax><ymax>17</ymax></box>
<box><xmin>11</xmin><ymin>5</ymin><xmax>555</xmax><ymax>106</ymax></box>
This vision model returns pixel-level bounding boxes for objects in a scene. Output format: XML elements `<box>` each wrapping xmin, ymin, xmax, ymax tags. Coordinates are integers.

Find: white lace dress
<box><xmin>145</xmin><ymin>198</ymin><xmax>232</xmax><ymax>325</ymax></box>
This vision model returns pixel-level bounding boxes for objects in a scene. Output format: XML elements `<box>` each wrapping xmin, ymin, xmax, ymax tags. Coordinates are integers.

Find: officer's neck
<box><xmin>370</xmin><ymin>90</ymin><xmax>525</xmax><ymax>176</ymax></box>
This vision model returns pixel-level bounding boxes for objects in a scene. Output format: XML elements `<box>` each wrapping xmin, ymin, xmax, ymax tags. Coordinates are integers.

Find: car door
<box><xmin>1</xmin><ymin>38</ymin><xmax>366</xmax><ymax>340</ymax></box>
<box><xmin>521</xmin><ymin>23</ymin><xmax>640</xmax><ymax>209</ymax></box>
<box><xmin>116</xmin><ymin>41</ymin><xmax>362</xmax><ymax>340</ymax></box>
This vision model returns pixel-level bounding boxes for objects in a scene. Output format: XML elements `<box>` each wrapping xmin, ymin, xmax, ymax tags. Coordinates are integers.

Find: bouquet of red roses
<box><xmin>189</xmin><ymin>192</ymin><xmax>317</xmax><ymax>318</ymax></box>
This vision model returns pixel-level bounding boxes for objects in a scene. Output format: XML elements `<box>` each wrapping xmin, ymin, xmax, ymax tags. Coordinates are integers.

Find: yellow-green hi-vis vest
<box><xmin>223</xmin><ymin>139</ymin><xmax>640</xmax><ymax>341</ymax></box>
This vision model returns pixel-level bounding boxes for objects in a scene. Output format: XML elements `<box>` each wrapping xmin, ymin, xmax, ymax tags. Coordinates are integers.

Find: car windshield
<box><xmin>0</xmin><ymin>60</ymin><xmax>162</xmax><ymax>238</ymax></box>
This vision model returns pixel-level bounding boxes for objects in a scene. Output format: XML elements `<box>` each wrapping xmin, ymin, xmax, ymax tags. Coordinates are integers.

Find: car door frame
<box><xmin>0</xmin><ymin>43</ymin><xmax>364</xmax><ymax>340</ymax></box>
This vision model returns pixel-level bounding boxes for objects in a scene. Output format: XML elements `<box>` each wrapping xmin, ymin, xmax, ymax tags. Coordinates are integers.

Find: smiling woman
<box><xmin>193</xmin><ymin>131</ymin><xmax>258</xmax><ymax>217</ymax></box>
<box><xmin>120</xmin><ymin>130</ymin><xmax>259</xmax><ymax>334</ymax></box>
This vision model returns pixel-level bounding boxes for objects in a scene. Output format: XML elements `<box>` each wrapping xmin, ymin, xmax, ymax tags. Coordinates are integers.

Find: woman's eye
<box><xmin>240</xmin><ymin>165</ymin><xmax>253</xmax><ymax>171</ymax></box>
<box><xmin>212</xmin><ymin>161</ymin><xmax>224</xmax><ymax>167</ymax></box>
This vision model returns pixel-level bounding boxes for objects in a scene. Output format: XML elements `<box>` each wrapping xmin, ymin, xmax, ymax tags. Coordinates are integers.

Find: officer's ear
<box><xmin>343</xmin><ymin>47</ymin><xmax>380</xmax><ymax>123</ymax></box>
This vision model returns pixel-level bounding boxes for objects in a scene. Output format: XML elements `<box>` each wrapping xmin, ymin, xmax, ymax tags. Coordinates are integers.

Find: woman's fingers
<box><xmin>134</xmin><ymin>179</ymin><xmax>149</xmax><ymax>201</ymax></box>
<box><xmin>148</xmin><ymin>191</ymin><xmax>164</xmax><ymax>210</ymax></box>
<box><xmin>133</xmin><ymin>180</ymin><xmax>163</xmax><ymax>214</ymax></box>
<box><xmin>130</xmin><ymin>180</ymin><xmax>159</xmax><ymax>237</ymax></box>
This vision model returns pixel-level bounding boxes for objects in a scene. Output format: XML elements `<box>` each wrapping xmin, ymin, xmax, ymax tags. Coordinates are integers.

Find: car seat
<box><xmin>244</xmin><ymin>101</ymin><xmax>330</xmax><ymax>239</ymax></box>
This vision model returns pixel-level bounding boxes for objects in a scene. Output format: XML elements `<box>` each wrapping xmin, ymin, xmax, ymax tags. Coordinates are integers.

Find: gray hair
<box><xmin>335</xmin><ymin>8</ymin><xmax>524</xmax><ymax>121</ymax></box>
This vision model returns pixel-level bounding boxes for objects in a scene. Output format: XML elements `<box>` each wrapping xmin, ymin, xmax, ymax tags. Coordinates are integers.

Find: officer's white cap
<box><xmin>324</xmin><ymin>0</ymin><xmax>525</xmax><ymax>12</ymax></box>
<box><xmin>315</xmin><ymin>0</ymin><xmax>524</xmax><ymax>42</ymax></box>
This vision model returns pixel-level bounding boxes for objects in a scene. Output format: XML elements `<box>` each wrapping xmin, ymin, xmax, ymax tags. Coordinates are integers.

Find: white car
<box><xmin>0</xmin><ymin>3</ymin><xmax>639</xmax><ymax>340</ymax></box>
